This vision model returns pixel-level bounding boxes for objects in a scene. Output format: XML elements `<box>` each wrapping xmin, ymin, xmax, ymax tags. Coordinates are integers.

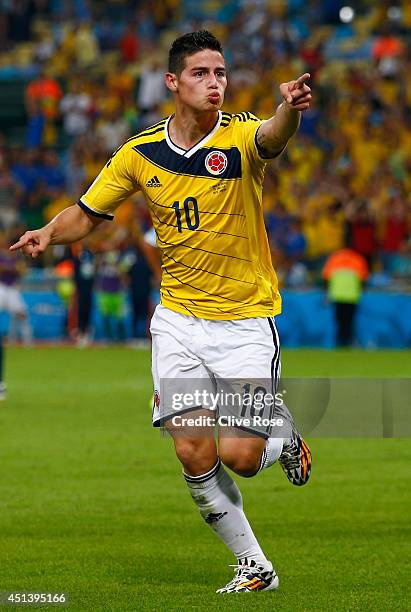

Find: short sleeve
<box><xmin>79</xmin><ymin>146</ymin><xmax>140</xmax><ymax>220</ymax></box>
<box><xmin>238</xmin><ymin>111</ymin><xmax>288</xmax><ymax>162</ymax></box>
<box><xmin>232</xmin><ymin>112</ymin><xmax>268</xmax><ymax>168</ymax></box>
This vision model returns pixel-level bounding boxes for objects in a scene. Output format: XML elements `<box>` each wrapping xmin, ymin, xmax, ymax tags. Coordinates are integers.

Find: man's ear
<box><xmin>165</xmin><ymin>72</ymin><xmax>178</xmax><ymax>93</ymax></box>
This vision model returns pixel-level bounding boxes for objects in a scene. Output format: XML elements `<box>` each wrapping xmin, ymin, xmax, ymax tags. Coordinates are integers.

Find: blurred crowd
<box><xmin>0</xmin><ymin>0</ymin><xmax>410</xmax><ymax>321</ymax></box>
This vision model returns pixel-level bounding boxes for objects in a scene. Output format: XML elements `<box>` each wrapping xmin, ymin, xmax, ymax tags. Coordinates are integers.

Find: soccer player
<box><xmin>11</xmin><ymin>31</ymin><xmax>312</xmax><ymax>593</ymax></box>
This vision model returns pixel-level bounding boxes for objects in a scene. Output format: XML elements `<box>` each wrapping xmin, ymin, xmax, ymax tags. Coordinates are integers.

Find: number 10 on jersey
<box><xmin>172</xmin><ymin>197</ymin><xmax>200</xmax><ymax>233</ymax></box>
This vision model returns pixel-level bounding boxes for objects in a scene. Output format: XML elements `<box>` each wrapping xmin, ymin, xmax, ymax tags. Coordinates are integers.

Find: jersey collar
<box><xmin>165</xmin><ymin>111</ymin><xmax>222</xmax><ymax>158</ymax></box>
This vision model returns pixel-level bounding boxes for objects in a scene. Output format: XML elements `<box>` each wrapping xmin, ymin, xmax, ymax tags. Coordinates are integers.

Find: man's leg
<box><xmin>166</xmin><ymin>412</ymin><xmax>272</xmax><ymax>569</ymax></box>
<box><xmin>219</xmin><ymin>416</ymin><xmax>310</xmax><ymax>486</ymax></box>
<box><xmin>208</xmin><ymin>316</ymin><xmax>311</xmax><ymax>485</ymax></box>
<box><xmin>150</xmin><ymin>306</ymin><xmax>278</xmax><ymax>592</ymax></box>
<box><xmin>219</xmin><ymin>432</ymin><xmax>283</xmax><ymax>477</ymax></box>
<box><xmin>343</xmin><ymin>302</ymin><xmax>357</xmax><ymax>346</ymax></box>
<box><xmin>335</xmin><ymin>302</ymin><xmax>348</xmax><ymax>346</ymax></box>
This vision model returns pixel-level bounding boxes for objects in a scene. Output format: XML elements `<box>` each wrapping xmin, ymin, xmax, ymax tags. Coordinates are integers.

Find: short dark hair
<box><xmin>168</xmin><ymin>30</ymin><xmax>223</xmax><ymax>74</ymax></box>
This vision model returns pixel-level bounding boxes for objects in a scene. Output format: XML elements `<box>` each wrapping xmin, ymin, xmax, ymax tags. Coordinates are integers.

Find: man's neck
<box><xmin>169</xmin><ymin>106</ymin><xmax>219</xmax><ymax>150</ymax></box>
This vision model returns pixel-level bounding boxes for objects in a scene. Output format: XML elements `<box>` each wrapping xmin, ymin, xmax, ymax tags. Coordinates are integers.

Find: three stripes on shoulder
<box><xmin>221</xmin><ymin>111</ymin><xmax>259</xmax><ymax>127</ymax></box>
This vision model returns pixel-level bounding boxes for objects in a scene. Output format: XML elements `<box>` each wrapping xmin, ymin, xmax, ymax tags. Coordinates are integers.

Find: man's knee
<box><xmin>173</xmin><ymin>436</ymin><xmax>217</xmax><ymax>475</ymax></box>
<box><xmin>173</xmin><ymin>437</ymin><xmax>204</xmax><ymax>465</ymax></box>
<box><xmin>220</xmin><ymin>447</ymin><xmax>262</xmax><ymax>477</ymax></box>
<box><xmin>219</xmin><ymin>435</ymin><xmax>266</xmax><ymax>477</ymax></box>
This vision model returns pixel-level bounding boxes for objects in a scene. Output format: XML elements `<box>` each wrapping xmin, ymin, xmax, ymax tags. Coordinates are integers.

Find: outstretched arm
<box><xmin>10</xmin><ymin>205</ymin><xmax>104</xmax><ymax>258</ymax></box>
<box><xmin>256</xmin><ymin>72</ymin><xmax>312</xmax><ymax>158</ymax></box>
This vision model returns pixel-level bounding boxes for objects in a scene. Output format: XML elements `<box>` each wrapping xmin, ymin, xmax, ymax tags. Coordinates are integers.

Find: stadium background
<box><xmin>0</xmin><ymin>0</ymin><xmax>410</xmax><ymax>347</ymax></box>
<box><xmin>0</xmin><ymin>2</ymin><xmax>410</xmax><ymax>611</ymax></box>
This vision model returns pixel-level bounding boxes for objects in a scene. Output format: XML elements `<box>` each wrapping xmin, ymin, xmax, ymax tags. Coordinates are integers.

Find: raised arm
<box><xmin>256</xmin><ymin>72</ymin><xmax>312</xmax><ymax>158</ymax></box>
<box><xmin>10</xmin><ymin>204</ymin><xmax>103</xmax><ymax>258</ymax></box>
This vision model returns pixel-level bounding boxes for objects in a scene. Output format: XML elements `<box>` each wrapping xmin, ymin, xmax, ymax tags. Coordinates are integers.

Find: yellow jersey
<box><xmin>79</xmin><ymin>110</ymin><xmax>281</xmax><ymax>320</ymax></box>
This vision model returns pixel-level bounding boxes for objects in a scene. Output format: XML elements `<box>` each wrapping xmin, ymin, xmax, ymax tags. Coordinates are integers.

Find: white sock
<box><xmin>184</xmin><ymin>459</ymin><xmax>270</xmax><ymax>568</ymax></box>
<box><xmin>258</xmin><ymin>437</ymin><xmax>283</xmax><ymax>472</ymax></box>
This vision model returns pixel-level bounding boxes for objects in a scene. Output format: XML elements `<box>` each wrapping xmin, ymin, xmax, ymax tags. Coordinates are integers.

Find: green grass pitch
<box><xmin>0</xmin><ymin>347</ymin><xmax>410</xmax><ymax>611</ymax></box>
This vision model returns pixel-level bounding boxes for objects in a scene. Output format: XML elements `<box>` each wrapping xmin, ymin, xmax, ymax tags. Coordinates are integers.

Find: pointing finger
<box><xmin>292</xmin><ymin>73</ymin><xmax>311</xmax><ymax>90</ymax></box>
<box><xmin>9</xmin><ymin>235</ymin><xmax>30</xmax><ymax>251</ymax></box>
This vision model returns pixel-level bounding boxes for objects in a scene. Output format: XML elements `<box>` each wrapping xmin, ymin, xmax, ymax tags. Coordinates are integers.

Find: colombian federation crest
<box><xmin>205</xmin><ymin>150</ymin><xmax>228</xmax><ymax>175</ymax></box>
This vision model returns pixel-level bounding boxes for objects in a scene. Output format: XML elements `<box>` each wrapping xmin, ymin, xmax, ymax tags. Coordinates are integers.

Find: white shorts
<box><xmin>150</xmin><ymin>305</ymin><xmax>290</xmax><ymax>438</ymax></box>
<box><xmin>0</xmin><ymin>284</ymin><xmax>27</xmax><ymax>316</ymax></box>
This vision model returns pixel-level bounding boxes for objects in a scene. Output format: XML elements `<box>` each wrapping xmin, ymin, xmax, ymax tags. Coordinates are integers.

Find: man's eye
<box><xmin>216</xmin><ymin>72</ymin><xmax>225</xmax><ymax>77</ymax></box>
<box><xmin>195</xmin><ymin>71</ymin><xmax>204</xmax><ymax>77</ymax></box>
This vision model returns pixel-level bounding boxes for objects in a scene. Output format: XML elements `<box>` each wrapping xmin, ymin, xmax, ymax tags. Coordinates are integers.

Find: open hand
<box><xmin>280</xmin><ymin>73</ymin><xmax>312</xmax><ymax>111</ymax></box>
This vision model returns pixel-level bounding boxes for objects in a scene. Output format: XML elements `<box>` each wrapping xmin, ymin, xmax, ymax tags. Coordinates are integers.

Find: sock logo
<box><xmin>205</xmin><ymin>511</ymin><xmax>228</xmax><ymax>524</ymax></box>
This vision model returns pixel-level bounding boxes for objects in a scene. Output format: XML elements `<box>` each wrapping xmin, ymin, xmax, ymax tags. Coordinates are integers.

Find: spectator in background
<box><xmin>65</xmin><ymin>141</ymin><xmax>86</xmax><ymax>198</ymax></box>
<box><xmin>265</xmin><ymin>202</ymin><xmax>291</xmax><ymax>251</ymax></box>
<box><xmin>32</xmin><ymin>23</ymin><xmax>56</xmax><ymax>64</ymax></box>
<box><xmin>372</xmin><ymin>23</ymin><xmax>404</xmax><ymax>77</ymax></box>
<box><xmin>53</xmin><ymin>257</ymin><xmax>75</xmax><ymax>339</ymax></box>
<box><xmin>72</xmin><ymin>239</ymin><xmax>96</xmax><ymax>347</ymax></box>
<box><xmin>299</xmin><ymin>99</ymin><xmax>320</xmax><ymax>140</ymax></box>
<box><xmin>60</xmin><ymin>78</ymin><xmax>92</xmax><ymax>142</ymax></box>
<box><xmin>106</xmin><ymin>57</ymin><xmax>135</xmax><ymax>105</ymax></box>
<box><xmin>381</xmin><ymin>195</ymin><xmax>409</xmax><ymax>272</ymax></box>
<box><xmin>36</xmin><ymin>149</ymin><xmax>65</xmax><ymax>191</ymax></box>
<box><xmin>134</xmin><ymin>5</ymin><xmax>157</xmax><ymax>43</ymax></box>
<box><xmin>152</xmin><ymin>0</ymin><xmax>180</xmax><ymax>31</ymax></box>
<box><xmin>25</xmin><ymin>68</ymin><xmax>62</xmax><ymax>146</ymax></box>
<box><xmin>21</xmin><ymin>182</ymin><xmax>49</xmax><ymax>229</ymax></box>
<box><xmin>74</xmin><ymin>22</ymin><xmax>100</xmax><ymax>69</ymax></box>
<box><xmin>3</xmin><ymin>0</ymin><xmax>35</xmax><ymax>43</ymax></box>
<box><xmin>282</xmin><ymin>217</ymin><xmax>308</xmax><ymax>287</ymax></box>
<box><xmin>80</xmin><ymin>135</ymin><xmax>107</xmax><ymax>186</ymax></box>
<box><xmin>120</xmin><ymin>227</ymin><xmax>153</xmax><ymax>346</ymax></box>
<box><xmin>315</xmin><ymin>201</ymin><xmax>345</xmax><ymax>261</ymax></box>
<box><xmin>120</xmin><ymin>23</ymin><xmax>139</xmax><ymax>63</ymax></box>
<box><xmin>137</xmin><ymin>55</ymin><xmax>166</xmax><ymax>114</ymax></box>
<box><xmin>0</xmin><ymin>157</ymin><xmax>22</xmax><ymax>230</ymax></box>
<box><xmin>284</xmin><ymin>216</ymin><xmax>307</xmax><ymax>262</ymax></box>
<box><xmin>43</xmin><ymin>187</ymin><xmax>72</xmax><ymax>223</ymax></box>
<box><xmin>346</xmin><ymin>201</ymin><xmax>378</xmax><ymax>269</ymax></box>
<box><xmin>10</xmin><ymin>148</ymin><xmax>38</xmax><ymax>199</ymax></box>
<box><xmin>96</xmin><ymin>105</ymin><xmax>130</xmax><ymax>155</ymax></box>
<box><xmin>323</xmin><ymin>247</ymin><xmax>369</xmax><ymax>347</ymax></box>
<box><xmin>26</xmin><ymin>98</ymin><xmax>45</xmax><ymax>148</ymax></box>
<box><xmin>0</xmin><ymin>231</ymin><xmax>32</xmax><ymax>346</ymax></box>
<box><xmin>0</xmin><ymin>134</ymin><xmax>7</xmax><ymax>163</ymax></box>
<box><xmin>96</xmin><ymin>247</ymin><xmax>126</xmax><ymax>343</ymax></box>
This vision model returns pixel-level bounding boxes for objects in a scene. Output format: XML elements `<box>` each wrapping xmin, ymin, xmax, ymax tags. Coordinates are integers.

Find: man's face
<box><xmin>167</xmin><ymin>49</ymin><xmax>227</xmax><ymax>112</ymax></box>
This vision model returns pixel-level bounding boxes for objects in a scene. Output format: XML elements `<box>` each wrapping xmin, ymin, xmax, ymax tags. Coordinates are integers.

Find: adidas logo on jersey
<box><xmin>146</xmin><ymin>176</ymin><xmax>162</xmax><ymax>188</ymax></box>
